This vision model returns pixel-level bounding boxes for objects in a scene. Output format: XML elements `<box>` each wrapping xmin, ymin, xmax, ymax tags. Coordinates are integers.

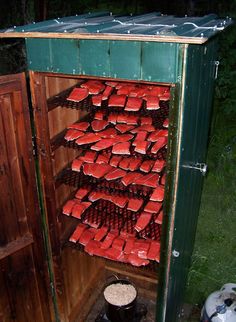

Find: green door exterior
<box><xmin>23</xmin><ymin>37</ymin><xmax>218</xmax><ymax>322</ymax></box>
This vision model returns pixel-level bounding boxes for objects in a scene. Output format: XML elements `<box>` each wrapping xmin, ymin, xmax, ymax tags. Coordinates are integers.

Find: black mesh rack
<box><xmin>55</xmin><ymin>168</ymin><xmax>164</xmax><ymax>200</ymax></box>
<box><xmin>63</xmin><ymin>240</ymin><xmax>160</xmax><ymax>273</ymax></box>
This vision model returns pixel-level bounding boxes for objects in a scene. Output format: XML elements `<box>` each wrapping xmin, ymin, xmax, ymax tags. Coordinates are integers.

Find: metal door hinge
<box><xmin>214</xmin><ymin>61</ymin><xmax>220</xmax><ymax>79</ymax></box>
<box><xmin>32</xmin><ymin>136</ymin><xmax>38</xmax><ymax>157</ymax></box>
<box><xmin>182</xmin><ymin>163</ymin><xmax>208</xmax><ymax>176</ymax></box>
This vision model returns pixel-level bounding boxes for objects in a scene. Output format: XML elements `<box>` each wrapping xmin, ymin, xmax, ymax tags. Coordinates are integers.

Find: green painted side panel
<box><xmin>109</xmin><ymin>41</ymin><xmax>141</xmax><ymax>80</ymax></box>
<box><xmin>79</xmin><ymin>40</ymin><xmax>110</xmax><ymax>77</ymax></box>
<box><xmin>50</xmin><ymin>39</ymin><xmax>80</xmax><ymax>74</ymax></box>
<box><xmin>163</xmin><ymin>40</ymin><xmax>218</xmax><ymax>322</ymax></box>
<box><xmin>25</xmin><ymin>38</ymin><xmax>180</xmax><ymax>83</ymax></box>
<box><xmin>26</xmin><ymin>38</ymin><xmax>51</xmax><ymax>72</ymax></box>
<box><xmin>141</xmin><ymin>42</ymin><xmax>179</xmax><ymax>83</ymax></box>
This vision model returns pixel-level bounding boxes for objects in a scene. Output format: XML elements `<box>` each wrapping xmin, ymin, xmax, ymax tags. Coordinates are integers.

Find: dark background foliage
<box><xmin>0</xmin><ymin>0</ymin><xmax>235</xmax><ymax>309</ymax></box>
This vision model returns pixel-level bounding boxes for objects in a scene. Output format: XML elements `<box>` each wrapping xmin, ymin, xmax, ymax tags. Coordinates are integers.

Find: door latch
<box><xmin>182</xmin><ymin>163</ymin><xmax>208</xmax><ymax>176</ymax></box>
<box><xmin>214</xmin><ymin>61</ymin><xmax>220</xmax><ymax>79</ymax></box>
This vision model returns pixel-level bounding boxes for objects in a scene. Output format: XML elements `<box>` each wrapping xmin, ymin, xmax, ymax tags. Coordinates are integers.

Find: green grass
<box><xmin>185</xmin><ymin>109</ymin><xmax>236</xmax><ymax>306</ymax></box>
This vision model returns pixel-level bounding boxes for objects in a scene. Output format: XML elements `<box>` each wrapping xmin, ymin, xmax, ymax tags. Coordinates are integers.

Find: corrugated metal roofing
<box><xmin>0</xmin><ymin>12</ymin><xmax>233</xmax><ymax>44</ymax></box>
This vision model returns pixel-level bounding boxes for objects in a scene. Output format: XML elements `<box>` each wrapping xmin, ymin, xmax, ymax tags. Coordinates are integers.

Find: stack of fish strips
<box><xmin>62</xmin><ymin>79</ymin><xmax>170</xmax><ymax>266</ymax></box>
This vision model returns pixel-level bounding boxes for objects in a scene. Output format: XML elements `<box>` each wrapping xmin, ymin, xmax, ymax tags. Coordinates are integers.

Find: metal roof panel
<box><xmin>0</xmin><ymin>12</ymin><xmax>233</xmax><ymax>44</ymax></box>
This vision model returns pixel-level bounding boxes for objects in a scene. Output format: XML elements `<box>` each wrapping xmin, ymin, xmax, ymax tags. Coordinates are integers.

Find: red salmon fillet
<box><xmin>128</xmin><ymin>158</ymin><xmax>142</xmax><ymax>171</ymax></box>
<box><xmin>131</xmin><ymin>240</ymin><xmax>150</xmax><ymax>259</ymax></box>
<box><xmin>75</xmin><ymin>133</ymin><xmax>100</xmax><ymax>145</ymax></box>
<box><xmin>105</xmin><ymin>81</ymin><xmax>118</xmax><ymax>87</ymax></box>
<box><xmin>140</xmin><ymin>116</ymin><xmax>152</xmax><ymax>125</ymax></box>
<box><xmin>147</xmin><ymin>241</ymin><xmax>161</xmax><ymax>261</ymax></box>
<box><xmin>116</xmin><ymin>114</ymin><xmax>128</xmax><ymax>123</ymax></box>
<box><xmin>134</xmin><ymin>141</ymin><xmax>150</xmax><ymax>154</ymax></box>
<box><xmin>119</xmin><ymin>158</ymin><xmax>130</xmax><ymax>170</ymax></box>
<box><xmin>125</xmin><ymin>97</ymin><xmax>143</xmax><ymax>111</ymax></box>
<box><xmin>104</xmin><ymin>168</ymin><xmax>126</xmax><ymax>181</ymax></box>
<box><xmin>135</xmin><ymin>173</ymin><xmax>159</xmax><ymax>188</ymax></box>
<box><xmin>68</xmin><ymin>121</ymin><xmax>89</xmax><ymax>131</ymax></box>
<box><xmin>122</xmin><ymin>172</ymin><xmax>143</xmax><ymax>186</ymax></box>
<box><xmin>159</xmin><ymin>91</ymin><xmax>170</xmax><ymax>101</ymax></box>
<box><xmin>115</xmin><ymin>124</ymin><xmax>135</xmax><ymax>133</ymax></box>
<box><xmin>151</xmin><ymin>137</ymin><xmax>168</xmax><ymax>154</ymax></box>
<box><xmin>69</xmin><ymin>223</ymin><xmax>87</xmax><ymax>243</ymax></box>
<box><xmin>129</xmin><ymin>87</ymin><xmax>146</xmax><ymax>98</ymax></box>
<box><xmin>92</xmin><ymin>94</ymin><xmax>103</xmax><ymax>107</ymax></box>
<box><xmin>150</xmin><ymin>186</ymin><xmax>165</xmax><ymax>202</ymax></box>
<box><xmin>94</xmin><ymin>111</ymin><xmax>105</xmax><ymax>120</ymax></box>
<box><xmin>101</xmin><ymin>230</ymin><xmax>119</xmax><ymax>249</ymax></box>
<box><xmin>155</xmin><ymin>210</ymin><xmax>163</xmax><ymax>225</ymax></box>
<box><xmin>144</xmin><ymin>95</ymin><xmax>160</xmax><ymax>110</ymax></box>
<box><xmin>88</xmin><ymin>191</ymin><xmax>106</xmax><ymax>202</ymax></box>
<box><xmin>108</xmin><ymin>94</ymin><xmax>126</xmax><ymax>107</ymax></box>
<box><xmin>91</xmin><ymin>138</ymin><xmax>117</xmax><ymax>151</ymax></box>
<box><xmin>117</xmin><ymin>85</ymin><xmax>135</xmax><ymax>95</ymax></box>
<box><xmin>67</xmin><ymin>87</ymin><xmax>89</xmax><ymax>102</ymax></box>
<box><xmin>71</xmin><ymin>201</ymin><xmax>91</xmax><ymax>219</ymax></box>
<box><xmin>96</xmin><ymin>153</ymin><xmax>111</xmax><ymax>164</ymax></box>
<box><xmin>91</xmin><ymin>120</ymin><xmax>109</xmax><ymax>132</ymax></box>
<box><xmin>131</xmin><ymin>124</ymin><xmax>155</xmax><ymax>133</ymax></box>
<box><xmin>126</xmin><ymin>115</ymin><xmax>139</xmax><ymax>125</ymax></box>
<box><xmin>163</xmin><ymin>118</ymin><xmax>169</xmax><ymax>128</ymax></box>
<box><xmin>62</xmin><ymin>199</ymin><xmax>76</xmax><ymax>216</ymax></box>
<box><xmin>105</xmin><ymin>247</ymin><xmax>124</xmax><ymax>261</ymax></box>
<box><xmin>148</xmin><ymin>130</ymin><xmax>168</xmax><ymax>142</ymax></box>
<box><xmin>140</xmin><ymin>160</ymin><xmax>154</xmax><ymax>173</ymax></box>
<box><xmin>79</xmin><ymin>151</ymin><xmax>97</xmax><ymax>163</ymax></box>
<box><xmin>116</xmin><ymin>134</ymin><xmax>133</xmax><ymax>142</ymax></box>
<box><xmin>64</xmin><ymin>129</ymin><xmax>84</xmax><ymax>141</ymax></box>
<box><xmin>83</xmin><ymin>163</ymin><xmax>93</xmax><ymax>176</ymax></box>
<box><xmin>108</xmin><ymin>113</ymin><xmax>117</xmax><ymax>124</ymax></box>
<box><xmin>115</xmin><ymin>82</ymin><xmax>133</xmax><ymax>89</ymax></box>
<box><xmin>127</xmin><ymin>198</ymin><xmax>143</xmax><ymax>212</ymax></box>
<box><xmin>124</xmin><ymin>237</ymin><xmax>135</xmax><ymax>254</ymax></box>
<box><xmin>94</xmin><ymin>226</ymin><xmax>108</xmax><ymax>241</ymax></box>
<box><xmin>84</xmin><ymin>240</ymin><xmax>101</xmax><ymax>255</ymax></box>
<box><xmin>110</xmin><ymin>155</ymin><xmax>122</xmax><ymax>167</ymax></box>
<box><xmin>133</xmin><ymin>131</ymin><xmax>148</xmax><ymax>145</ymax></box>
<box><xmin>102</xmin><ymin>86</ymin><xmax>113</xmax><ymax>100</ymax></box>
<box><xmin>79</xmin><ymin>227</ymin><xmax>97</xmax><ymax>246</ymax></box>
<box><xmin>144</xmin><ymin>201</ymin><xmax>162</xmax><ymax>214</ymax></box>
<box><xmin>112</xmin><ymin>142</ymin><xmax>131</xmax><ymax>155</ymax></box>
<box><xmin>152</xmin><ymin>159</ymin><xmax>166</xmax><ymax>173</ymax></box>
<box><xmin>81</xmin><ymin>80</ymin><xmax>105</xmax><ymax>94</ymax></box>
<box><xmin>112</xmin><ymin>237</ymin><xmax>125</xmax><ymax>251</ymax></box>
<box><xmin>110</xmin><ymin>195</ymin><xmax>128</xmax><ymax>208</ymax></box>
<box><xmin>75</xmin><ymin>187</ymin><xmax>91</xmax><ymax>200</ymax></box>
<box><xmin>148</xmin><ymin>86</ymin><xmax>167</xmax><ymax>97</ymax></box>
<box><xmin>84</xmin><ymin>163</ymin><xmax>113</xmax><ymax>179</ymax></box>
<box><xmin>127</xmin><ymin>253</ymin><xmax>150</xmax><ymax>266</ymax></box>
<box><xmin>160</xmin><ymin>173</ymin><xmax>166</xmax><ymax>186</ymax></box>
<box><xmin>98</xmin><ymin>128</ymin><xmax>117</xmax><ymax>138</ymax></box>
<box><xmin>134</xmin><ymin>212</ymin><xmax>152</xmax><ymax>232</ymax></box>
<box><xmin>72</xmin><ymin>159</ymin><xmax>84</xmax><ymax>172</ymax></box>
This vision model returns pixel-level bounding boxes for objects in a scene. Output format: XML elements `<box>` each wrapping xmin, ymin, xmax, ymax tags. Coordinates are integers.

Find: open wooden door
<box><xmin>0</xmin><ymin>73</ymin><xmax>53</xmax><ymax>322</ymax></box>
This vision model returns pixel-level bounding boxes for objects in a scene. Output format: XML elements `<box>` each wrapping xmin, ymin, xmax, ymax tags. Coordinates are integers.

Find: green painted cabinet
<box><xmin>0</xmin><ymin>12</ymin><xmax>231</xmax><ymax>322</ymax></box>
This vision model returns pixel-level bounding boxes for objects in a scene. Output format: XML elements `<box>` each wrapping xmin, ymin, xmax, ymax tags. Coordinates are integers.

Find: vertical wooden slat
<box><xmin>29</xmin><ymin>71</ymin><xmax>67</xmax><ymax>321</ymax></box>
<box><xmin>0</xmin><ymin>73</ymin><xmax>53</xmax><ymax>322</ymax></box>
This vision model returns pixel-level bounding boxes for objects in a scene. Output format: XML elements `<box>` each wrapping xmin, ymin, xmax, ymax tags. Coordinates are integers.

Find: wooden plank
<box><xmin>0</xmin><ymin>31</ymin><xmax>208</xmax><ymax>44</ymax></box>
<box><xmin>0</xmin><ymin>73</ymin><xmax>53</xmax><ymax>321</ymax></box>
<box><xmin>1</xmin><ymin>247</ymin><xmax>45</xmax><ymax>322</ymax></box>
<box><xmin>0</xmin><ymin>101</ymin><xmax>21</xmax><ymax>244</ymax></box>
<box><xmin>61</xmin><ymin>247</ymin><xmax>104</xmax><ymax>322</ymax></box>
<box><xmin>29</xmin><ymin>71</ymin><xmax>67</xmax><ymax>321</ymax></box>
<box><xmin>0</xmin><ymin>234</ymin><xmax>33</xmax><ymax>260</ymax></box>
